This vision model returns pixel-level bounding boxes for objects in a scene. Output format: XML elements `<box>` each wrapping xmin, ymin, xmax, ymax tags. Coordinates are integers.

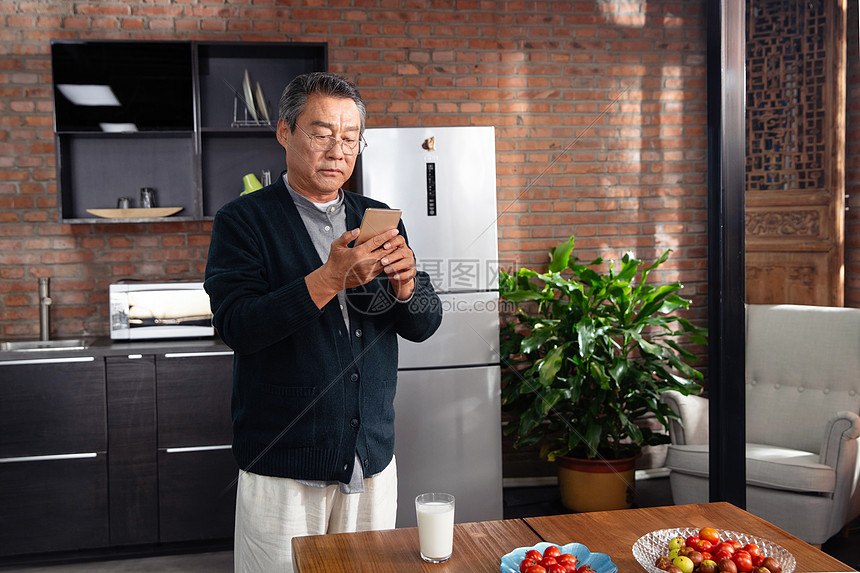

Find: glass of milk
<box><xmin>415</xmin><ymin>492</ymin><xmax>455</xmax><ymax>563</ymax></box>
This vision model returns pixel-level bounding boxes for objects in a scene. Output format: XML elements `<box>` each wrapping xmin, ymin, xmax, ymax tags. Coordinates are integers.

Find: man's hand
<box><xmin>305</xmin><ymin>228</ymin><xmax>404</xmax><ymax>309</ymax></box>
<box><xmin>378</xmin><ymin>235</ymin><xmax>416</xmax><ymax>301</ymax></box>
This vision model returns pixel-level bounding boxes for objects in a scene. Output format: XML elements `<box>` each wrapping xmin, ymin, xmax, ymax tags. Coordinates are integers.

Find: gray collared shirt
<box><xmin>286</xmin><ymin>182</ymin><xmax>351</xmax><ymax>330</ymax></box>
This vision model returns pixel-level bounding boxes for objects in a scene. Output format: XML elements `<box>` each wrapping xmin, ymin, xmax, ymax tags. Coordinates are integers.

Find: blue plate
<box><xmin>500</xmin><ymin>541</ymin><xmax>618</xmax><ymax>573</ymax></box>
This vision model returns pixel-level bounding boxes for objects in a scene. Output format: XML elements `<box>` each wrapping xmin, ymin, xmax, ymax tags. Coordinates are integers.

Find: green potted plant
<box><xmin>499</xmin><ymin>236</ymin><xmax>707</xmax><ymax>511</ymax></box>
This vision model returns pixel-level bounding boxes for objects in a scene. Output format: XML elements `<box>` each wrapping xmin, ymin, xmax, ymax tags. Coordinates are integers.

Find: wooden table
<box><xmin>526</xmin><ymin>502</ymin><xmax>854</xmax><ymax>573</ymax></box>
<box><xmin>292</xmin><ymin>518</ymin><xmax>542</xmax><ymax>572</ymax></box>
<box><xmin>292</xmin><ymin>502</ymin><xmax>856</xmax><ymax>572</ymax></box>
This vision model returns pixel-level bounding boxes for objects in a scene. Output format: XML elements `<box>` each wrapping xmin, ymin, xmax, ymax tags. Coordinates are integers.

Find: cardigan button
<box><xmin>354</xmin><ymin>329</ymin><xmax>362</xmax><ymax>338</ymax></box>
<box><xmin>350</xmin><ymin>373</ymin><xmax>359</xmax><ymax>382</ymax></box>
<box><xmin>350</xmin><ymin>418</ymin><xmax>360</xmax><ymax>429</ymax></box>
<box><xmin>343</xmin><ymin>463</ymin><xmax>349</xmax><ymax>471</ymax></box>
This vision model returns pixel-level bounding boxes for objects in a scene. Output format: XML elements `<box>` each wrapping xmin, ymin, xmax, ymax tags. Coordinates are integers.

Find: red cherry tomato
<box><xmin>525</xmin><ymin>565</ymin><xmax>548</xmax><ymax>573</ymax></box>
<box><xmin>728</xmin><ymin>539</ymin><xmax>742</xmax><ymax>550</ymax></box>
<box><xmin>541</xmin><ymin>557</ymin><xmax>559</xmax><ymax>569</ymax></box>
<box><xmin>521</xmin><ymin>557</ymin><xmax>541</xmax><ymax>573</ymax></box>
<box><xmin>547</xmin><ymin>565</ymin><xmax>566</xmax><ymax>573</ymax></box>
<box><xmin>743</xmin><ymin>543</ymin><xmax>761</xmax><ymax>558</ymax></box>
<box><xmin>694</xmin><ymin>539</ymin><xmax>714</xmax><ymax>553</ymax></box>
<box><xmin>752</xmin><ymin>555</ymin><xmax>765</xmax><ymax>567</ymax></box>
<box><xmin>543</xmin><ymin>546</ymin><xmax>562</xmax><ymax>559</ymax></box>
<box><xmin>558</xmin><ymin>554</ymin><xmax>577</xmax><ymax>565</ymax></box>
<box><xmin>733</xmin><ymin>549</ymin><xmax>754</xmax><ymax>573</ymax></box>
<box><xmin>561</xmin><ymin>565</ymin><xmax>578</xmax><ymax>573</ymax></box>
<box><xmin>686</xmin><ymin>535</ymin><xmax>701</xmax><ymax>548</ymax></box>
<box><xmin>576</xmin><ymin>566</ymin><xmax>597</xmax><ymax>573</ymax></box>
<box><xmin>526</xmin><ymin>550</ymin><xmax>543</xmax><ymax>561</ymax></box>
<box><xmin>714</xmin><ymin>542</ymin><xmax>736</xmax><ymax>556</ymax></box>
<box><xmin>699</xmin><ymin>526</ymin><xmax>721</xmax><ymax>544</ymax></box>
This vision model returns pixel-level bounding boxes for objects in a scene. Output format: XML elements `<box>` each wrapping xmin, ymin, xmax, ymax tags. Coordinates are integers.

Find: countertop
<box><xmin>0</xmin><ymin>336</ymin><xmax>232</xmax><ymax>362</ymax></box>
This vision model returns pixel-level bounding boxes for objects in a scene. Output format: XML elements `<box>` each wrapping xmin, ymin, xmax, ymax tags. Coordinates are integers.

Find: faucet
<box><xmin>38</xmin><ymin>277</ymin><xmax>51</xmax><ymax>341</ymax></box>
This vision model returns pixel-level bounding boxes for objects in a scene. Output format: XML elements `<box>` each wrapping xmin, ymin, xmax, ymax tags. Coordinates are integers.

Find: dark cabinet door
<box><xmin>155</xmin><ymin>351</ymin><xmax>236</xmax><ymax>542</ymax></box>
<box><xmin>0</xmin><ymin>358</ymin><xmax>107</xmax><ymax>458</ymax></box>
<box><xmin>157</xmin><ymin>448</ymin><xmax>238</xmax><ymax>543</ymax></box>
<box><xmin>156</xmin><ymin>352</ymin><xmax>233</xmax><ymax>447</ymax></box>
<box><xmin>0</xmin><ymin>455</ymin><xmax>109</xmax><ymax>557</ymax></box>
<box><xmin>0</xmin><ymin>358</ymin><xmax>109</xmax><ymax>557</ymax></box>
<box><xmin>105</xmin><ymin>355</ymin><xmax>158</xmax><ymax>545</ymax></box>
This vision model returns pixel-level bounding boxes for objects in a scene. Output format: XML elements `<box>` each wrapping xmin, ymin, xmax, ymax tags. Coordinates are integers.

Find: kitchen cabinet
<box><xmin>155</xmin><ymin>351</ymin><xmax>236</xmax><ymax>542</ymax></box>
<box><xmin>0</xmin><ymin>357</ymin><xmax>109</xmax><ymax>557</ymax></box>
<box><xmin>51</xmin><ymin>40</ymin><xmax>327</xmax><ymax>223</ymax></box>
<box><xmin>0</xmin><ymin>343</ymin><xmax>237</xmax><ymax>561</ymax></box>
<box><xmin>105</xmin><ymin>354</ymin><xmax>158</xmax><ymax>546</ymax></box>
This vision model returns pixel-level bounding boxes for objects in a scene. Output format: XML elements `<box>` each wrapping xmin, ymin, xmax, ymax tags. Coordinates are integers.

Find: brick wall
<box><xmin>0</xmin><ymin>0</ymin><xmax>710</xmax><ymax>342</ymax></box>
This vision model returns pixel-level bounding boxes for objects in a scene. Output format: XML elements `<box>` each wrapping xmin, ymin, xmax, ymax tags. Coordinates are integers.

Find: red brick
<box><xmin>162</xmin><ymin>235</ymin><xmax>187</xmax><ymax>247</ymax></box>
<box><xmin>166</xmin><ymin>263</ymin><xmax>191</xmax><ymax>274</ymax></box>
<box><xmin>4</xmin><ymin>295</ymin><xmax>30</xmax><ymax>306</ymax></box>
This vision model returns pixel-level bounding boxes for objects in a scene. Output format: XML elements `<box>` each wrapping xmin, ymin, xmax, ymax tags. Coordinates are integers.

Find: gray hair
<box><xmin>278</xmin><ymin>72</ymin><xmax>366</xmax><ymax>133</ymax></box>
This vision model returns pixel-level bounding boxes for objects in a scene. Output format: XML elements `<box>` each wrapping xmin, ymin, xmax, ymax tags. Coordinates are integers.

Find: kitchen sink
<box><xmin>0</xmin><ymin>338</ymin><xmax>91</xmax><ymax>352</ymax></box>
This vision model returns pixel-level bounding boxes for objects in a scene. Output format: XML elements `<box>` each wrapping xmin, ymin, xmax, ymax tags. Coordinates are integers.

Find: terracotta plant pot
<box><xmin>556</xmin><ymin>453</ymin><xmax>640</xmax><ymax>512</ymax></box>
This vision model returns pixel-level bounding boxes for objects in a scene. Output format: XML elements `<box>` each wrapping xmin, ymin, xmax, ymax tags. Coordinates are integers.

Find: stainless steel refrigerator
<box><xmin>360</xmin><ymin>126</ymin><xmax>503</xmax><ymax>527</ymax></box>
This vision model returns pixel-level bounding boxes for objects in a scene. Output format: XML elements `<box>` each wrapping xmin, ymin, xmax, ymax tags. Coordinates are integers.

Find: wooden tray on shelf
<box><xmin>85</xmin><ymin>207</ymin><xmax>183</xmax><ymax>219</ymax></box>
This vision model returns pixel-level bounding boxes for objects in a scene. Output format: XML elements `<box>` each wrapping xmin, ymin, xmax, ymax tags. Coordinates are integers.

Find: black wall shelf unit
<box><xmin>51</xmin><ymin>40</ymin><xmax>328</xmax><ymax>224</ymax></box>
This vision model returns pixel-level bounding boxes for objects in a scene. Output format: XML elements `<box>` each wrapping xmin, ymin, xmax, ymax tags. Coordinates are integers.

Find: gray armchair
<box><xmin>663</xmin><ymin>303</ymin><xmax>860</xmax><ymax>545</ymax></box>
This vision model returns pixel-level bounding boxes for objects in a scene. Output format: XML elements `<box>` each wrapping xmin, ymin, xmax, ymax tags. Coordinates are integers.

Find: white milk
<box><xmin>416</xmin><ymin>501</ymin><xmax>454</xmax><ymax>561</ymax></box>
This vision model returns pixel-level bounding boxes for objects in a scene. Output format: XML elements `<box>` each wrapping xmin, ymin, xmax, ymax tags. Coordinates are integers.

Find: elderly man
<box><xmin>205</xmin><ymin>72</ymin><xmax>442</xmax><ymax>572</ymax></box>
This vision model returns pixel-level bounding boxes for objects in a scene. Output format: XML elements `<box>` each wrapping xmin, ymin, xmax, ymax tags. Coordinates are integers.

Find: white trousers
<box><xmin>234</xmin><ymin>456</ymin><xmax>398</xmax><ymax>573</ymax></box>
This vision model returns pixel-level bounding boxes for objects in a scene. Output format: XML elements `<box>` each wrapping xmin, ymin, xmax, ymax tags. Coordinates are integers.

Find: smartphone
<box><xmin>355</xmin><ymin>208</ymin><xmax>402</xmax><ymax>246</ymax></box>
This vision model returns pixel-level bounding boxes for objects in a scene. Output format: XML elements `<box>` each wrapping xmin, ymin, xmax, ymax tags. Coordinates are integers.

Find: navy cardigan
<box><xmin>204</xmin><ymin>175</ymin><xmax>443</xmax><ymax>482</ymax></box>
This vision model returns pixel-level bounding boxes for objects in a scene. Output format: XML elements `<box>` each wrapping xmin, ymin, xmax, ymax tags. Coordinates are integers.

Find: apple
<box><xmin>668</xmin><ymin>537</ymin><xmax>686</xmax><ymax>551</ymax></box>
<box><xmin>718</xmin><ymin>558</ymin><xmax>738</xmax><ymax>573</ymax></box>
<box><xmin>699</xmin><ymin>559</ymin><xmax>718</xmax><ymax>573</ymax></box>
<box><xmin>665</xmin><ymin>567</ymin><xmax>683</xmax><ymax>573</ymax></box>
<box><xmin>672</xmin><ymin>555</ymin><xmax>695</xmax><ymax>573</ymax></box>
<box><xmin>669</xmin><ymin>548</ymin><xmax>681</xmax><ymax>559</ymax></box>
<box><xmin>655</xmin><ymin>556</ymin><xmax>674</xmax><ymax>570</ymax></box>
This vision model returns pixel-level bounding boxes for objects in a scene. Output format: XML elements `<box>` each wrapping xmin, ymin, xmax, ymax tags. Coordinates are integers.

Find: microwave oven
<box><xmin>109</xmin><ymin>282</ymin><xmax>214</xmax><ymax>340</ymax></box>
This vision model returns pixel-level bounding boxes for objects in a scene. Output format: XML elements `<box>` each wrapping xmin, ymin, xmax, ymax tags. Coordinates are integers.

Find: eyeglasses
<box><xmin>296</xmin><ymin>124</ymin><xmax>367</xmax><ymax>156</ymax></box>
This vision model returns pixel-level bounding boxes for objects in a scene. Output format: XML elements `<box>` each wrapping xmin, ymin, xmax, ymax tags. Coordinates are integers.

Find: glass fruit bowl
<box><xmin>632</xmin><ymin>527</ymin><xmax>795</xmax><ymax>573</ymax></box>
<box><xmin>501</xmin><ymin>541</ymin><xmax>618</xmax><ymax>573</ymax></box>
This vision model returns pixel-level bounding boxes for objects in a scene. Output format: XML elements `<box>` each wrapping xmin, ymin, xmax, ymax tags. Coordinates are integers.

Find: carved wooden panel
<box><xmin>746</xmin><ymin>251</ymin><xmax>831</xmax><ymax>306</ymax></box>
<box><xmin>745</xmin><ymin>0</ymin><xmax>846</xmax><ymax>306</ymax></box>
<box><xmin>746</xmin><ymin>208</ymin><xmax>823</xmax><ymax>239</ymax></box>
